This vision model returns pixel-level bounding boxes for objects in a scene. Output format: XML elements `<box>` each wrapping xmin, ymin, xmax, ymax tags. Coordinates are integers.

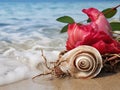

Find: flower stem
<box><xmin>113</xmin><ymin>4</ymin><xmax>120</xmax><ymax>9</ymax></box>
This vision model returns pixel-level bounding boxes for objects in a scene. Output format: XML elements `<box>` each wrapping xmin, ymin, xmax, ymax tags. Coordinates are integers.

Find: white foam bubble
<box><xmin>0</xmin><ymin>46</ymin><xmax>60</xmax><ymax>85</ymax></box>
<box><xmin>0</xmin><ymin>56</ymin><xmax>30</xmax><ymax>85</ymax></box>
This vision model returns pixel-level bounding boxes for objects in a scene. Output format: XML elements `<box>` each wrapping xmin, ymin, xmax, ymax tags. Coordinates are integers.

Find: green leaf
<box><xmin>87</xmin><ymin>8</ymin><xmax>117</xmax><ymax>22</ymax></box>
<box><xmin>60</xmin><ymin>24</ymin><xmax>68</xmax><ymax>33</ymax></box>
<box><xmin>110</xmin><ymin>22</ymin><xmax>120</xmax><ymax>31</ymax></box>
<box><xmin>87</xmin><ymin>18</ymin><xmax>91</xmax><ymax>22</ymax></box>
<box><xmin>102</xmin><ymin>8</ymin><xmax>117</xmax><ymax>18</ymax></box>
<box><xmin>56</xmin><ymin>16</ymin><xmax>75</xmax><ymax>23</ymax></box>
<box><xmin>60</xmin><ymin>23</ymin><xmax>82</xmax><ymax>33</ymax></box>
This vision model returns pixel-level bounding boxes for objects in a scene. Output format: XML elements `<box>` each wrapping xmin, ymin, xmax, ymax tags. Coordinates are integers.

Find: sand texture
<box><xmin>0</xmin><ymin>72</ymin><xmax>120</xmax><ymax>90</ymax></box>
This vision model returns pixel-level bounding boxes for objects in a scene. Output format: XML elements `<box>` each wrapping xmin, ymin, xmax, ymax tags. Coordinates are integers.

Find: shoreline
<box><xmin>0</xmin><ymin>72</ymin><xmax>120</xmax><ymax>90</ymax></box>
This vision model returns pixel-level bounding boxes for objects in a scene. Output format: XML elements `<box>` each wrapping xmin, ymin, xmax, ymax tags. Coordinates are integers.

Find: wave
<box><xmin>0</xmin><ymin>1</ymin><xmax>119</xmax><ymax>85</ymax></box>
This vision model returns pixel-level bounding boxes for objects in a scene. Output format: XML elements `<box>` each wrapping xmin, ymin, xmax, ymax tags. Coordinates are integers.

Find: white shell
<box><xmin>58</xmin><ymin>45</ymin><xmax>103</xmax><ymax>79</ymax></box>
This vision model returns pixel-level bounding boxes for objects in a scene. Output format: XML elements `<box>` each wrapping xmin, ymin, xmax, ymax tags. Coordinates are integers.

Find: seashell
<box><xmin>58</xmin><ymin>45</ymin><xmax>103</xmax><ymax>79</ymax></box>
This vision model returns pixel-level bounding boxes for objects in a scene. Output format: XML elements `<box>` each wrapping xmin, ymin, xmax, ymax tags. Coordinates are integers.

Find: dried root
<box><xmin>102</xmin><ymin>53</ymin><xmax>120</xmax><ymax>72</ymax></box>
<box><xmin>32</xmin><ymin>49</ymin><xmax>69</xmax><ymax>80</ymax></box>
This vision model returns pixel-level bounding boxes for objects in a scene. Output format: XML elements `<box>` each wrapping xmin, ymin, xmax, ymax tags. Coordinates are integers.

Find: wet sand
<box><xmin>0</xmin><ymin>72</ymin><xmax>120</xmax><ymax>90</ymax></box>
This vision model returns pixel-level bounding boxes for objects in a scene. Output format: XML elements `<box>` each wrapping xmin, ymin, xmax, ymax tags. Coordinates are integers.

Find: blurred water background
<box><xmin>0</xmin><ymin>0</ymin><xmax>120</xmax><ymax>85</ymax></box>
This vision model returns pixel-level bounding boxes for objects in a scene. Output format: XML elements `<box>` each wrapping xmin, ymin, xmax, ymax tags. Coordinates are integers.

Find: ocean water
<box><xmin>0</xmin><ymin>1</ymin><xmax>120</xmax><ymax>85</ymax></box>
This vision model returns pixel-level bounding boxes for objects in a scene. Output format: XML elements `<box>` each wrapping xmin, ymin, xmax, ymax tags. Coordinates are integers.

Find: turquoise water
<box><xmin>0</xmin><ymin>1</ymin><xmax>119</xmax><ymax>85</ymax></box>
<box><xmin>0</xmin><ymin>2</ymin><xmax>119</xmax><ymax>44</ymax></box>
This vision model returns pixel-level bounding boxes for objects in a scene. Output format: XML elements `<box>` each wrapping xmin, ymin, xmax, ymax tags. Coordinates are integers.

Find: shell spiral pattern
<box><xmin>59</xmin><ymin>45</ymin><xmax>103</xmax><ymax>79</ymax></box>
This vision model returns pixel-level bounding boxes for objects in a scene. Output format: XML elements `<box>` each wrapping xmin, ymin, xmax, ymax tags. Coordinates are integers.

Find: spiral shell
<box><xmin>58</xmin><ymin>45</ymin><xmax>103</xmax><ymax>79</ymax></box>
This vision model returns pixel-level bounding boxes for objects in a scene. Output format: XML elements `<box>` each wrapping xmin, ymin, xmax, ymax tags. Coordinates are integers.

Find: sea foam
<box><xmin>0</xmin><ymin>45</ymin><xmax>60</xmax><ymax>85</ymax></box>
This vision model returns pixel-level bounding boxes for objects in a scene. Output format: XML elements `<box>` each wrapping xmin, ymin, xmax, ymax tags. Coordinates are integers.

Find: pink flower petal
<box><xmin>66</xmin><ymin>8</ymin><xmax>120</xmax><ymax>54</ymax></box>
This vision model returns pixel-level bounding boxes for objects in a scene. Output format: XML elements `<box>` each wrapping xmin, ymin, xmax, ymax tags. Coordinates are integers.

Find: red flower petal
<box><xmin>82</xmin><ymin>8</ymin><xmax>113</xmax><ymax>36</ymax></box>
<box><xmin>66</xmin><ymin>8</ymin><xmax>120</xmax><ymax>54</ymax></box>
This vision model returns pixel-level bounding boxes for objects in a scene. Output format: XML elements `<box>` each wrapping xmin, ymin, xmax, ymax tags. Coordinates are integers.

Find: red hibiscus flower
<box><xmin>66</xmin><ymin>8</ymin><xmax>120</xmax><ymax>54</ymax></box>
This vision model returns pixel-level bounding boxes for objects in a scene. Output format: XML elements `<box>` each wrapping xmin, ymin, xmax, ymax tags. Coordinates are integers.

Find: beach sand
<box><xmin>0</xmin><ymin>72</ymin><xmax>120</xmax><ymax>90</ymax></box>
